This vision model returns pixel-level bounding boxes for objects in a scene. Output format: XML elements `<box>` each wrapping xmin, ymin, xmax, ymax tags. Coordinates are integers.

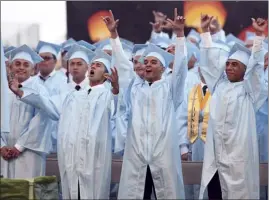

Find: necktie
<box><xmin>202</xmin><ymin>85</ymin><xmax>208</xmax><ymax>96</ymax></box>
<box><xmin>18</xmin><ymin>84</ymin><xmax>22</xmax><ymax>88</ymax></box>
<box><xmin>88</xmin><ymin>88</ymin><xmax>92</xmax><ymax>95</ymax></box>
<box><xmin>149</xmin><ymin>82</ymin><xmax>152</xmax><ymax>86</ymax></box>
<box><xmin>75</xmin><ymin>85</ymin><xmax>81</xmax><ymax>91</ymax></box>
<box><xmin>39</xmin><ymin>76</ymin><xmax>46</xmax><ymax>82</ymax></box>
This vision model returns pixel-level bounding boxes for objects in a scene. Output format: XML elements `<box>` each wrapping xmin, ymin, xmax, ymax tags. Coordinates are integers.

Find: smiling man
<box><xmin>2</xmin><ymin>45</ymin><xmax>56</xmax><ymax>178</ymax></box>
<box><xmin>9</xmin><ymin>44</ymin><xmax>119</xmax><ymax>199</ymax></box>
<box><xmin>198</xmin><ymin>15</ymin><xmax>267</xmax><ymax>199</ymax></box>
<box><xmin>112</xmin><ymin>8</ymin><xmax>188</xmax><ymax>199</ymax></box>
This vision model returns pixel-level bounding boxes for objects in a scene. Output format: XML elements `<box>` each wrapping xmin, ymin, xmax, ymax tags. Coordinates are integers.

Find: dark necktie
<box><xmin>88</xmin><ymin>88</ymin><xmax>92</xmax><ymax>95</ymax></box>
<box><xmin>149</xmin><ymin>82</ymin><xmax>152</xmax><ymax>86</ymax></box>
<box><xmin>18</xmin><ymin>84</ymin><xmax>22</xmax><ymax>88</ymax></box>
<box><xmin>75</xmin><ymin>85</ymin><xmax>81</xmax><ymax>91</ymax></box>
<box><xmin>202</xmin><ymin>85</ymin><xmax>208</xmax><ymax>96</ymax></box>
<box><xmin>39</xmin><ymin>76</ymin><xmax>46</xmax><ymax>82</ymax></box>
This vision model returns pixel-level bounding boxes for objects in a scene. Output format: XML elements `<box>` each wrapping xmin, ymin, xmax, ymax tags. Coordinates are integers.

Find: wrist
<box><xmin>255</xmin><ymin>31</ymin><xmax>263</xmax><ymax>36</ymax></box>
<box><xmin>15</xmin><ymin>89</ymin><xmax>24</xmax><ymax>98</ymax></box>
<box><xmin>176</xmin><ymin>30</ymin><xmax>184</xmax><ymax>37</ymax></box>
<box><xmin>153</xmin><ymin>29</ymin><xmax>162</xmax><ymax>33</ymax></box>
<box><xmin>111</xmin><ymin>86</ymin><xmax>119</xmax><ymax>95</ymax></box>
<box><xmin>110</xmin><ymin>30</ymin><xmax>118</xmax><ymax>39</ymax></box>
<box><xmin>202</xmin><ymin>27</ymin><xmax>210</xmax><ymax>33</ymax></box>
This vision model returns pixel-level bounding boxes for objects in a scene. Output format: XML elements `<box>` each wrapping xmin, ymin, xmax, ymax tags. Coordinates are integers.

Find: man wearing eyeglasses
<box><xmin>34</xmin><ymin>41</ymin><xmax>68</xmax><ymax>153</ymax></box>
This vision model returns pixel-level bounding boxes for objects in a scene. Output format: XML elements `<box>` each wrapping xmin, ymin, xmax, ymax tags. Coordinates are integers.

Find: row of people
<box><xmin>1</xmin><ymin>9</ymin><xmax>268</xmax><ymax>199</ymax></box>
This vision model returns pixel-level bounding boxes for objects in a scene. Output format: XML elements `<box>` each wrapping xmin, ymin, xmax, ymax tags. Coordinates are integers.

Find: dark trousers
<box><xmin>78</xmin><ymin>181</ymin><xmax>81</xmax><ymax>200</ymax></box>
<box><xmin>143</xmin><ymin>165</ymin><xmax>156</xmax><ymax>200</ymax></box>
<box><xmin>208</xmin><ymin>171</ymin><xmax>222</xmax><ymax>200</ymax></box>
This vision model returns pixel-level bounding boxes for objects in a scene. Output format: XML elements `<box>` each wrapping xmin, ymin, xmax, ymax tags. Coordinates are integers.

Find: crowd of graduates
<box><xmin>1</xmin><ymin>8</ymin><xmax>268</xmax><ymax>200</ymax></box>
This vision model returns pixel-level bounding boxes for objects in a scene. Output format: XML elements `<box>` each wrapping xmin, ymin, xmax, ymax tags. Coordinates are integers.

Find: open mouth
<box><xmin>145</xmin><ymin>69</ymin><xmax>152</xmax><ymax>73</ymax></box>
<box><xmin>89</xmin><ymin>70</ymin><xmax>95</xmax><ymax>76</ymax></box>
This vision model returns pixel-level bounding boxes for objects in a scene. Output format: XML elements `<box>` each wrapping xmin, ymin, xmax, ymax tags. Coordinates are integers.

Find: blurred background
<box><xmin>1</xmin><ymin>1</ymin><xmax>268</xmax><ymax>48</ymax></box>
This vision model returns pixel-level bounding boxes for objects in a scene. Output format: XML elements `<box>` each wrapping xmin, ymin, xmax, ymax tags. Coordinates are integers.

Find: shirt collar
<box><xmin>38</xmin><ymin>69</ymin><xmax>56</xmax><ymax>80</ymax></box>
<box><xmin>86</xmin><ymin>83</ymin><xmax>105</xmax><ymax>91</ymax></box>
<box><xmin>20</xmin><ymin>76</ymin><xmax>33</xmax><ymax>87</ymax></box>
<box><xmin>70</xmin><ymin>78</ymin><xmax>89</xmax><ymax>90</ymax></box>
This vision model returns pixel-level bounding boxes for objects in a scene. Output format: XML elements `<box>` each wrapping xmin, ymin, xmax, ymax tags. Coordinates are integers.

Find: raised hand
<box><xmin>102</xmin><ymin>10</ymin><xmax>119</xmax><ymax>33</ymax></box>
<box><xmin>149</xmin><ymin>21</ymin><xmax>162</xmax><ymax>33</ymax></box>
<box><xmin>209</xmin><ymin>17</ymin><xmax>221</xmax><ymax>35</ymax></box>
<box><xmin>152</xmin><ymin>10</ymin><xmax>167</xmax><ymax>24</ymax></box>
<box><xmin>104</xmin><ymin>67</ymin><xmax>119</xmax><ymax>95</ymax></box>
<box><xmin>251</xmin><ymin>18</ymin><xmax>268</xmax><ymax>36</ymax></box>
<box><xmin>200</xmin><ymin>13</ymin><xmax>214</xmax><ymax>33</ymax></box>
<box><xmin>8</xmin><ymin>73</ymin><xmax>19</xmax><ymax>93</ymax></box>
<box><xmin>166</xmin><ymin>8</ymin><xmax>185</xmax><ymax>37</ymax></box>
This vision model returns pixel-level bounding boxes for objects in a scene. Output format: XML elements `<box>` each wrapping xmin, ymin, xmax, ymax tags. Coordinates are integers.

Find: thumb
<box><xmin>115</xmin><ymin>19</ymin><xmax>120</xmax><ymax>26</ymax></box>
<box><xmin>149</xmin><ymin>22</ymin><xmax>154</xmax><ymax>26</ymax></box>
<box><xmin>251</xmin><ymin>18</ymin><xmax>255</xmax><ymax>23</ymax></box>
<box><xmin>14</xmin><ymin>73</ymin><xmax>18</xmax><ymax>81</ymax></box>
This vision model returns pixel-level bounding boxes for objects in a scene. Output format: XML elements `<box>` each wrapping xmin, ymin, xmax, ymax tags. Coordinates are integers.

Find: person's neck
<box><xmin>18</xmin><ymin>76</ymin><xmax>30</xmax><ymax>84</ymax></box>
<box><xmin>73</xmin><ymin>76</ymin><xmax>85</xmax><ymax>85</ymax></box>
<box><xmin>40</xmin><ymin>70</ymin><xmax>53</xmax><ymax>78</ymax></box>
<box><xmin>89</xmin><ymin>80</ymin><xmax>103</xmax><ymax>87</ymax></box>
<box><xmin>146</xmin><ymin>77</ymin><xmax>161</xmax><ymax>83</ymax></box>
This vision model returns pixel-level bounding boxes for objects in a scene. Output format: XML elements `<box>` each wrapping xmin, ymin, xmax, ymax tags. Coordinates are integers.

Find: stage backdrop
<box><xmin>66</xmin><ymin>1</ymin><xmax>268</xmax><ymax>44</ymax></box>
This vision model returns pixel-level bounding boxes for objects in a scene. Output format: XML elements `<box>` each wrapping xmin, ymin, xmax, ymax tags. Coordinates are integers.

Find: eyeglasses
<box><xmin>41</xmin><ymin>56</ymin><xmax>54</xmax><ymax>61</ymax></box>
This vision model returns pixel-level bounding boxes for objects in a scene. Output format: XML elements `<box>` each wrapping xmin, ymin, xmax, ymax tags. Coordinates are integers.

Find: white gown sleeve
<box><xmin>244</xmin><ymin>35</ymin><xmax>266</xmax><ymax>110</ymax></box>
<box><xmin>114</xmin><ymin>81</ymin><xmax>133</xmax><ymax>153</ymax></box>
<box><xmin>171</xmin><ymin>36</ymin><xmax>188</xmax><ymax>110</ymax></box>
<box><xmin>199</xmin><ymin>32</ymin><xmax>230</xmax><ymax>94</ymax></box>
<box><xmin>150</xmin><ymin>31</ymin><xmax>170</xmax><ymax>41</ymax></box>
<box><xmin>211</xmin><ymin>29</ymin><xmax>226</xmax><ymax>43</ymax></box>
<box><xmin>19</xmin><ymin>85</ymin><xmax>63</xmax><ymax>120</ymax></box>
<box><xmin>176</xmin><ymin>91</ymin><xmax>189</xmax><ymax>155</ymax></box>
<box><xmin>110</xmin><ymin>37</ymin><xmax>135</xmax><ymax>88</ymax></box>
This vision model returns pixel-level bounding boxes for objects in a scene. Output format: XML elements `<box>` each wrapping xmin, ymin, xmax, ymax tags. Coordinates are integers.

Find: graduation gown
<box><xmin>198</xmin><ymin>33</ymin><xmax>264</xmax><ymax>199</ymax></box>
<box><xmin>20</xmin><ymin>82</ymin><xmax>117</xmax><ymax>199</ymax></box>
<box><xmin>1</xmin><ymin>41</ymin><xmax>10</xmax><ymax>178</ymax></box>
<box><xmin>1</xmin><ymin>77</ymin><xmax>56</xmax><ymax>178</ymax></box>
<box><xmin>116</xmin><ymin>37</ymin><xmax>187</xmax><ymax>199</ymax></box>
<box><xmin>32</xmin><ymin>70</ymin><xmax>68</xmax><ymax>153</ymax></box>
<box><xmin>256</xmin><ymin>68</ymin><xmax>268</xmax><ymax>162</ymax></box>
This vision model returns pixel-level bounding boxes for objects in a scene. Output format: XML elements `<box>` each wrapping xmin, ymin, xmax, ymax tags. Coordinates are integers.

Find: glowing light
<box><xmin>184</xmin><ymin>1</ymin><xmax>227</xmax><ymax>33</ymax></box>
<box><xmin>88</xmin><ymin>10</ymin><xmax>111</xmax><ymax>42</ymax></box>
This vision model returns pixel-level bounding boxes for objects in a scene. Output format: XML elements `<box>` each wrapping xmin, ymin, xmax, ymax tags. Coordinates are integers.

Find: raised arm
<box><xmin>102</xmin><ymin>10</ymin><xmax>134</xmax><ymax>88</ymax></box>
<box><xmin>167</xmin><ymin>8</ymin><xmax>188</xmax><ymax>110</ymax></box>
<box><xmin>244</xmin><ymin>18</ymin><xmax>268</xmax><ymax>110</ymax></box>
<box><xmin>199</xmin><ymin>14</ymin><xmax>230</xmax><ymax>94</ymax></box>
<box><xmin>8</xmin><ymin>75</ymin><xmax>61</xmax><ymax>120</ymax></box>
<box><xmin>210</xmin><ymin>17</ymin><xmax>226</xmax><ymax>43</ymax></box>
<box><xmin>149</xmin><ymin>10</ymin><xmax>170</xmax><ymax>42</ymax></box>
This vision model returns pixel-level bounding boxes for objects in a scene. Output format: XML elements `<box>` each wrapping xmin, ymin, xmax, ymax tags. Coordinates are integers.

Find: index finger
<box><xmin>174</xmin><ymin>8</ymin><xmax>178</xmax><ymax>20</ymax></box>
<box><xmin>109</xmin><ymin>10</ymin><xmax>114</xmax><ymax>21</ymax></box>
<box><xmin>113</xmin><ymin>67</ymin><xmax>118</xmax><ymax>77</ymax></box>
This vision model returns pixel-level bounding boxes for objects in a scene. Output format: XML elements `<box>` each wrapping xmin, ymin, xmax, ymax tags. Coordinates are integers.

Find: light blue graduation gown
<box><xmin>20</xmin><ymin>82</ymin><xmax>117</xmax><ymax>199</ymax></box>
<box><xmin>256</xmin><ymin>68</ymin><xmax>268</xmax><ymax>162</ymax></box>
<box><xmin>199</xmin><ymin>34</ymin><xmax>264</xmax><ymax>199</ymax></box>
<box><xmin>1</xmin><ymin>41</ymin><xmax>10</xmax><ymax>178</ymax></box>
<box><xmin>32</xmin><ymin>70</ymin><xmax>68</xmax><ymax>153</ymax></box>
<box><xmin>1</xmin><ymin>77</ymin><xmax>56</xmax><ymax>178</ymax></box>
